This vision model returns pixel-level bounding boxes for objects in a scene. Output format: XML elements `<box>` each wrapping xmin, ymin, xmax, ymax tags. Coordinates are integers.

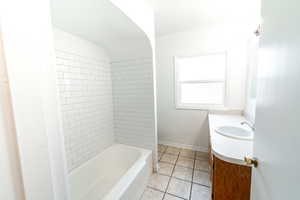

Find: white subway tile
<box><xmin>55</xmin><ymin>31</ymin><xmax>114</xmax><ymax>172</ymax></box>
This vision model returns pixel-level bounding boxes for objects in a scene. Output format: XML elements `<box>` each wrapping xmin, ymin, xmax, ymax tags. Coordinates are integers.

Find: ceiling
<box><xmin>51</xmin><ymin>0</ymin><xmax>260</xmax><ymax>45</ymax></box>
<box><xmin>153</xmin><ymin>0</ymin><xmax>261</xmax><ymax>36</ymax></box>
<box><xmin>50</xmin><ymin>0</ymin><xmax>146</xmax><ymax>48</ymax></box>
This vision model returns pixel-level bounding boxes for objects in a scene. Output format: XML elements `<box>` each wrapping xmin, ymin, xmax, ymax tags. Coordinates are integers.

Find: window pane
<box><xmin>177</xmin><ymin>54</ymin><xmax>226</xmax><ymax>81</ymax></box>
<box><xmin>180</xmin><ymin>83</ymin><xmax>224</xmax><ymax>105</ymax></box>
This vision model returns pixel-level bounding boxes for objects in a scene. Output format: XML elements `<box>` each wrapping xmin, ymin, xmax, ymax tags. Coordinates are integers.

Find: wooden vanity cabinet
<box><xmin>210</xmin><ymin>155</ymin><xmax>252</xmax><ymax>200</ymax></box>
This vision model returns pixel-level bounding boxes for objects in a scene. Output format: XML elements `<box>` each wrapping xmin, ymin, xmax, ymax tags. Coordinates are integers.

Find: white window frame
<box><xmin>174</xmin><ymin>52</ymin><xmax>228</xmax><ymax>110</ymax></box>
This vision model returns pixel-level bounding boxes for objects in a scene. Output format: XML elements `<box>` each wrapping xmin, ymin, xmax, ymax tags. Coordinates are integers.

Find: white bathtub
<box><xmin>68</xmin><ymin>144</ymin><xmax>152</xmax><ymax>200</ymax></box>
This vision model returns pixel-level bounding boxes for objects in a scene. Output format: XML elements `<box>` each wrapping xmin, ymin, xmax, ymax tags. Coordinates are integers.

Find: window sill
<box><xmin>175</xmin><ymin>105</ymin><xmax>243</xmax><ymax>116</ymax></box>
<box><xmin>175</xmin><ymin>104</ymin><xmax>229</xmax><ymax>111</ymax></box>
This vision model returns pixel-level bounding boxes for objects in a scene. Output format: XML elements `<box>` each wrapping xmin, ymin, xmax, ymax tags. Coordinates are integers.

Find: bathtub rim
<box><xmin>103</xmin><ymin>144</ymin><xmax>152</xmax><ymax>200</ymax></box>
<box><xmin>68</xmin><ymin>143</ymin><xmax>152</xmax><ymax>200</ymax></box>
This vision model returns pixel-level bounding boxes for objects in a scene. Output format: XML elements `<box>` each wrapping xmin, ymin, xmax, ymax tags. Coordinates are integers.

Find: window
<box><xmin>175</xmin><ymin>53</ymin><xmax>227</xmax><ymax>109</ymax></box>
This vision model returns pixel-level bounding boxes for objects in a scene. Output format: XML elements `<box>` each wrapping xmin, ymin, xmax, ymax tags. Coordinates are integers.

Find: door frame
<box><xmin>0</xmin><ymin>0</ymin><xmax>70</xmax><ymax>199</ymax></box>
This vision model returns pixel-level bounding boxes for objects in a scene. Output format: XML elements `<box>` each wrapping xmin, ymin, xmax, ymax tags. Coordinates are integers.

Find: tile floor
<box><xmin>141</xmin><ymin>144</ymin><xmax>211</xmax><ymax>200</ymax></box>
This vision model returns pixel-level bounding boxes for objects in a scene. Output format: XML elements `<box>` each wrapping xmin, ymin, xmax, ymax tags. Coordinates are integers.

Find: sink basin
<box><xmin>215</xmin><ymin>126</ymin><xmax>253</xmax><ymax>140</ymax></box>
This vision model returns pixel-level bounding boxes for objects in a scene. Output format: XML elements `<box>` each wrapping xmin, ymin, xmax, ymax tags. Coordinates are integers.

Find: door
<box><xmin>251</xmin><ymin>0</ymin><xmax>300</xmax><ymax>199</ymax></box>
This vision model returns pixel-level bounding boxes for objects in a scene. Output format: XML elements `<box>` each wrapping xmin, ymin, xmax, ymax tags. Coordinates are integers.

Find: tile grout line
<box><xmin>158</xmin><ymin>145</ymin><xmax>167</xmax><ymax>161</ymax></box>
<box><xmin>170</xmin><ymin>176</ymin><xmax>195</xmax><ymax>184</ymax></box>
<box><xmin>188</xmin><ymin>153</ymin><xmax>196</xmax><ymax>200</ymax></box>
<box><xmin>195</xmin><ymin>169</ymin><xmax>210</xmax><ymax>173</ymax></box>
<box><xmin>194</xmin><ymin>156</ymin><xmax>210</xmax><ymax>173</ymax></box>
<box><xmin>147</xmin><ymin>186</ymin><xmax>185</xmax><ymax>200</ymax></box>
<box><xmin>147</xmin><ymin>186</ymin><xmax>165</xmax><ymax>193</ymax></box>
<box><xmin>162</xmin><ymin>146</ymin><xmax>180</xmax><ymax>200</ymax></box>
<box><xmin>165</xmin><ymin>150</ymin><xmax>194</xmax><ymax>200</ymax></box>
<box><xmin>165</xmin><ymin>193</ymin><xmax>186</xmax><ymax>200</ymax></box>
<box><xmin>155</xmin><ymin>146</ymin><xmax>211</xmax><ymax>200</ymax></box>
<box><xmin>194</xmin><ymin>154</ymin><xmax>212</xmax><ymax>189</ymax></box>
<box><xmin>193</xmin><ymin>182</ymin><xmax>211</xmax><ymax>189</ymax></box>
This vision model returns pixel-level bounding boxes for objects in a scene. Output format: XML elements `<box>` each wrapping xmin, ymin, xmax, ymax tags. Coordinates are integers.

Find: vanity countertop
<box><xmin>209</xmin><ymin>114</ymin><xmax>253</xmax><ymax>166</ymax></box>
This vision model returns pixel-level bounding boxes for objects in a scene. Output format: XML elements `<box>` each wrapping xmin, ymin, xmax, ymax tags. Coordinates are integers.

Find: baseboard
<box><xmin>158</xmin><ymin>140</ymin><xmax>208</xmax><ymax>153</ymax></box>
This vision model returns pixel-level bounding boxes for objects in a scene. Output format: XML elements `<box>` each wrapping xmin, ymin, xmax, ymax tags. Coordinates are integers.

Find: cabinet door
<box><xmin>213</xmin><ymin>156</ymin><xmax>251</xmax><ymax>200</ymax></box>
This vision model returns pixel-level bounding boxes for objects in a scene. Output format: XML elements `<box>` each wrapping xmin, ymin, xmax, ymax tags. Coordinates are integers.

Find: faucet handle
<box><xmin>241</xmin><ymin>121</ymin><xmax>255</xmax><ymax>131</ymax></box>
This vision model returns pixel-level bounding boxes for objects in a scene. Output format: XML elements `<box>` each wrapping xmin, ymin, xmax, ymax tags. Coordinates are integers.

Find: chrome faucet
<box><xmin>241</xmin><ymin>121</ymin><xmax>255</xmax><ymax>131</ymax></box>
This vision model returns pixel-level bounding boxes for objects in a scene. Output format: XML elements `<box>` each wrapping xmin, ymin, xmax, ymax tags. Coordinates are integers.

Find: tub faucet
<box><xmin>241</xmin><ymin>121</ymin><xmax>255</xmax><ymax>131</ymax></box>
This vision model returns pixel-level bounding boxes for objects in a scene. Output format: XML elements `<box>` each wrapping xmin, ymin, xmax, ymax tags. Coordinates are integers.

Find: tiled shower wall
<box><xmin>111</xmin><ymin>58</ymin><xmax>156</xmax><ymax>151</ymax></box>
<box><xmin>54</xmin><ymin>29</ymin><xmax>114</xmax><ymax>172</ymax></box>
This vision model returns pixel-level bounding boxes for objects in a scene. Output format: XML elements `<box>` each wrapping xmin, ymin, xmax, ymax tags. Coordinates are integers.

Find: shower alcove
<box><xmin>50</xmin><ymin>0</ymin><xmax>157</xmax><ymax>199</ymax></box>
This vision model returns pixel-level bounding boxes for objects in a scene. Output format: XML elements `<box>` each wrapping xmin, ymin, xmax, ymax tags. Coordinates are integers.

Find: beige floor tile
<box><xmin>180</xmin><ymin>149</ymin><xmax>195</xmax><ymax>159</ymax></box>
<box><xmin>158</xmin><ymin>162</ymin><xmax>174</xmax><ymax>176</ymax></box>
<box><xmin>163</xmin><ymin>194</ymin><xmax>183</xmax><ymax>200</ymax></box>
<box><xmin>141</xmin><ymin>187</ymin><xmax>164</xmax><ymax>200</ymax></box>
<box><xmin>191</xmin><ymin>184</ymin><xmax>211</xmax><ymax>200</ymax></box>
<box><xmin>177</xmin><ymin>156</ymin><xmax>194</xmax><ymax>169</ymax></box>
<box><xmin>166</xmin><ymin>146</ymin><xmax>181</xmax><ymax>156</ymax></box>
<box><xmin>148</xmin><ymin>173</ymin><xmax>170</xmax><ymax>192</ymax></box>
<box><xmin>158</xmin><ymin>152</ymin><xmax>163</xmax><ymax>160</ymax></box>
<box><xmin>196</xmin><ymin>151</ymin><xmax>209</xmax><ymax>160</ymax></box>
<box><xmin>172</xmin><ymin>165</ymin><xmax>193</xmax><ymax>181</ymax></box>
<box><xmin>161</xmin><ymin>154</ymin><xmax>178</xmax><ymax>164</ymax></box>
<box><xmin>194</xmin><ymin>160</ymin><xmax>209</xmax><ymax>171</ymax></box>
<box><xmin>158</xmin><ymin>144</ymin><xmax>167</xmax><ymax>153</ymax></box>
<box><xmin>167</xmin><ymin>178</ymin><xmax>191</xmax><ymax>199</ymax></box>
<box><xmin>193</xmin><ymin>170</ymin><xmax>211</xmax><ymax>186</ymax></box>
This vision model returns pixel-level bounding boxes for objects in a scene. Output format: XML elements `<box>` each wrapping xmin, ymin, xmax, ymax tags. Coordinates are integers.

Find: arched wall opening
<box><xmin>0</xmin><ymin>0</ymin><xmax>157</xmax><ymax>198</ymax></box>
<box><xmin>50</xmin><ymin>0</ymin><xmax>157</xmax><ymax>183</ymax></box>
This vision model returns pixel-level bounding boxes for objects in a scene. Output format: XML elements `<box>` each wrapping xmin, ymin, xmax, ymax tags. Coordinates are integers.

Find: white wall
<box><xmin>108</xmin><ymin>38</ymin><xmax>152</xmax><ymax>61</ymax></box>
<box><xmin>244</xmin><ymin>36</ymin><xmax>259</xmax><ymax>123</ymax></box>
<box><xmin>1</xmin><ymin>0</ymin><xmax>157</xmax><ymax>199</ymax></box>
<box><xmin>53</xmin><ymin>28</ymin><xmax>115</xmax><ymax>172</ymax></box>
<box><xmin>111</xmin><ymin>58</ymin><xmax>156</xmax><ymax>151</ymax></box>
<box><xmin>109</xmin><ymin>0</ymin><xmax>158</xmax><ymax>166</ymax></box>
<box><xmin>0</xmin><ymin>1</ymin><xmax>69</xmax><ymax>199</ymax></box>
<box><xmin>156</xmin><ymin>25</ymin><xmax>249</xmax><ymax>151</ymax></box>
<box><xmin>0</xmin><ymin>30</ymin><xmax>25</xmax><ymax>200</ymax></box>
<box><xmin>110</xmin><ymin>0</ymin><xmax>155</xmax><ymax>47</ymax></box>
<box><xmin>0</xmin><ymin>83</ymin><xmax>25</xmax><ymax>200</ymax></box>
